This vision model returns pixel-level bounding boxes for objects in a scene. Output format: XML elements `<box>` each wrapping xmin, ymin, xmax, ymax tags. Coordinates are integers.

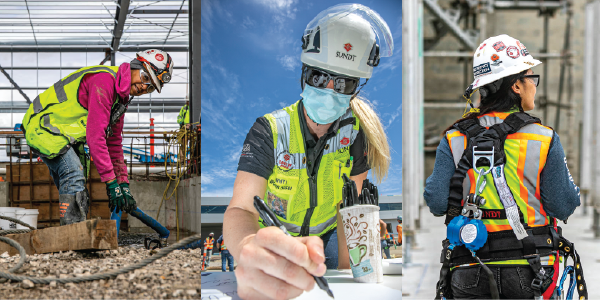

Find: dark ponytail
<box><xmin>443</xmin><ymin>70</ymin><xmax>528</xmax><ymax>133</ymax></box>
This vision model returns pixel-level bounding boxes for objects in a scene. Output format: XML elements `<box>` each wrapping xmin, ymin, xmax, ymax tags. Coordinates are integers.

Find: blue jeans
<box><xmin>41</xmin><ymin>148</ymin><xmax>86</xmax><ymax>195</ymax></box>
<box><xmin>221</xmin><ymin>250</ymin><xmax>234</xmax><ymax>272</ymax></box>
<box><xmin>321</xmin><ymin>229</ymin><xmax>339</xmax><ymax>269</ymax></box>
<box><xmin>381</xmin><ymin>240</ymin><xmax>391</xmax><ymax>259</ymax></box>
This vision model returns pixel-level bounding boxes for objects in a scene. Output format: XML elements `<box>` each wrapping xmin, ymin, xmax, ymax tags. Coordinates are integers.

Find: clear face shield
<box><xmin>302</xmin><ymin>3</ymin><xmax>394</xmax><ymax>59</ymax></box>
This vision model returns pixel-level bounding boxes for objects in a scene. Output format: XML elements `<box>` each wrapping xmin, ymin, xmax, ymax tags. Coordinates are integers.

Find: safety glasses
<box><xmin>304</xmin><ymin>67</ymin><xmax>360</xmax><ymax>95</ymax></box>
<box><xmin>523</xmin><ymin>74</ymin><xmax>540</xmax><ymax>87</ymax></box>
<box><xmin>139</xmin><ymin>71</ymin><xmax>157</xmax><ymax>93</ymax></box>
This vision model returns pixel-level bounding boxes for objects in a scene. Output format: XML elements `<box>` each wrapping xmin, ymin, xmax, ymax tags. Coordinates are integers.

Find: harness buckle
<box><xmin>531</xmin><ymin>277</ymin><xmax>543</xmax><ymax>291</ymax></box>
<box><xmin>472</xmin><ymin>146</ymin><xmax>495</xmax><ymax>176</ymax></box>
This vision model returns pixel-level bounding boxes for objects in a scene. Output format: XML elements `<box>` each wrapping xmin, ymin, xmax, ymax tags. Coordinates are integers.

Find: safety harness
<box><xmin>435</xmin><ymin>112</ymin><xmax>587</xmax><ymax>300</ymax></box>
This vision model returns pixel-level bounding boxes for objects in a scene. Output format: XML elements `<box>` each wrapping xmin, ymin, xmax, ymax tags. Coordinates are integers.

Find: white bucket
<box><xmin>14</xmin><ymin>209</ymin><xmax>39</xmax><ymax>230</ymax></box>
<box><xmin>0</xmin><ymin>207</ymin><xmax>24</xmax><ymax>230</ymax></box>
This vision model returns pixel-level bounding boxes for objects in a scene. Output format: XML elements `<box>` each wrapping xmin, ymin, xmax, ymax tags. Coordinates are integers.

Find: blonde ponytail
<box><xmin>350</xmin><ymin>96</ymin><xmax>391</xmax><ymax>183</ymax></box>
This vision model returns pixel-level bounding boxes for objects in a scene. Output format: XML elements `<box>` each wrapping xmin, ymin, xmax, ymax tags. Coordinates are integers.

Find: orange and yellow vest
<box><xmin>446</xmin><ymin>111</ymin><xmax>555</xmax><ymax>266</ymax></box>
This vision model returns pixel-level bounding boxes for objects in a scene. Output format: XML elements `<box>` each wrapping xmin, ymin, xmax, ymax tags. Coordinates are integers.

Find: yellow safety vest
<box><xmin>178</xmin><ymin>105</ymin><xmax>190</xmax><ymax>125</ymax></box>
<box><xmin>22</xmin><ymin>66</ymin><xmax>121</xmax><ymax>158</ymax></box>
<box><xmin>262</xmin><ymin>101</ymin><xmax>360</xmax><ymax>236</ymax></box>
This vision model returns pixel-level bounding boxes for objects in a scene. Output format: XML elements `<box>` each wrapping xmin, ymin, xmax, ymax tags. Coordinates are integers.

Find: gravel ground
<box><xmin>0</xmin><ymin>233</ymin><xmax>202</xmax><ymax>299</ymax></box>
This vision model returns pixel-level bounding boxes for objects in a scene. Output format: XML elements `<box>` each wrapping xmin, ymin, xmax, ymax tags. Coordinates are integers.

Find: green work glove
<box><xmin>120</xmin><ymin>182</ymin><xmax>137</xmax><ymax>213</ymax></box>
<box><xmin>106</xmin><ymin>179</ymin><xmax>125</xmax><ymax>214</ymax></box>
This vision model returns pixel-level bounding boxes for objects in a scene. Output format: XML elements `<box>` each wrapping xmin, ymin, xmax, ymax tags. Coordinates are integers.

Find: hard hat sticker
<box><xmin>473</xmin><ymin>62</ymin><xmax>492</xmax><ymax>77</ymax></box>
<box><xmin>492</xmin><ymin>41</ymin><xmax>506</xmax><ymax>52</ymax></box>
<box><xmin>506</xmin><ymin>46</ymin><xmax>520</xmax><ymax>59</ymax></box>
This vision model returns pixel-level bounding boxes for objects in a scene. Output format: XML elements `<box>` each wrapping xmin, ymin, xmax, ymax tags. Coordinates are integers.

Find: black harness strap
<box><xmin>559</xmin><ymin>237</ymin><xmax>588</xmax><ymax>299</ymax></box>
<box><xmin>444</xmin><ymin>113</ymin><xmax>541</xmax><ymax>225</ymax></box>
<box><xmin>437</xmin><ymin>112</ymin><xmax>543</xmax><ymax>299</ymax></box>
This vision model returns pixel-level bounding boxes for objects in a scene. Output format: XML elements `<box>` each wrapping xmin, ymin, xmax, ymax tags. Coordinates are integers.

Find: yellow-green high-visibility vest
<box><xmin>178</xmin><ymin>105</ymin><xmax>190</xmax><ymax>125</ymax></box>
<box><xmin>446</xmin><ymin>110</ymin><xmax>556</xmax><ymax>267</ymax></box>
<box><xmin>22</xmin><ymin>66</ymin><xmax>120</xmax><ymax>158</ymax></box>
<box><xmin>262</xmin><ymin>101</ymin><xmax>361</xmax><ymax>237</ymax></box>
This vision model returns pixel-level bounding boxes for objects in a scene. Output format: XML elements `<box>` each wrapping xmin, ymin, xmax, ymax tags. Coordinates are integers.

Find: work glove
<box><xmin>106</xmin><ymin>179</ymin><xmax>125</xmax><ymax>214</ymax></box>
<box><xmin>120</xmin><ymin>182</ymin><xmax>137</xmax><ymax>213</ymax></box>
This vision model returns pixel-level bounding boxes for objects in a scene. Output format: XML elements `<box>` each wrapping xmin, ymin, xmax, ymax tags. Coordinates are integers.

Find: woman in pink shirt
<box><xmin>22</xmin><ymin>49</ymin><xmax>174</xmax><ymax>225</ymax></box>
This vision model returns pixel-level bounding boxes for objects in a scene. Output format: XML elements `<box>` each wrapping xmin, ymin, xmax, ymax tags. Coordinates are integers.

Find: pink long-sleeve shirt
<box><xmin>79</xmin><ymin>63</ymin><xmax>131</xmax><ymax>183</ymax></box>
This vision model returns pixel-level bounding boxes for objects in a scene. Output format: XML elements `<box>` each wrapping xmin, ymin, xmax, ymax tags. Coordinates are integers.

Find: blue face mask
<box><xmin>301</xmin><ymin>85</ymin><xmax>352</xmax><ymax>124</ymax></box>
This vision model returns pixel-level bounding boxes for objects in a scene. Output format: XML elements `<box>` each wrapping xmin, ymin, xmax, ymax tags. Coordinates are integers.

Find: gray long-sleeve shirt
<box><xmin>424</xmin><ymin>132</ymin><xmax>580</xmax><ymax>221</ymax></box>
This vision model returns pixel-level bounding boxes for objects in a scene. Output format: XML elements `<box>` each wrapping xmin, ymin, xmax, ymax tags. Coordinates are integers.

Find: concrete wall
<box><xmin>0</xmin><ymin>177</ymin><xmax>201</xmax><ymax>235</ymax></box>
<box><xmin>0</xmin><ymin>182</ymin><xmax>8</xmax><ymax>207</ymax></box>
<box><xmin>176</xmin><ymin>176</ymin><xmax>201</xmax><ymax>234</ymax></box>
<box><xmin>120</xmin><ymin>177</ymin><xmax>201</xmax><ymax>235</ymax></box>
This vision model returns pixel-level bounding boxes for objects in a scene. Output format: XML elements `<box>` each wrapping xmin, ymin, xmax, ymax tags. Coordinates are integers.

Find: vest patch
<box><xmin>276</xmin><ymin>150</ymin><xmax>295</xmax><ymax>171</ymax></box>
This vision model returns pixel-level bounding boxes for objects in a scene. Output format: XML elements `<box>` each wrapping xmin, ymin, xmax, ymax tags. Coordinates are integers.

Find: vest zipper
<box><xmin>300</xmin><ymin>176</ymin><xmax>318</xmax><ymax>236</ymax></box>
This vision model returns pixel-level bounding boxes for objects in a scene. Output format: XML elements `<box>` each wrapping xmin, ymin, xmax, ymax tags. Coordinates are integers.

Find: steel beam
<box><xmin>190</xmin><ymin>0</ymin><xmax>200</xmax><ymax>124</ymax></box>
<box><xmin>0</xmin><ymin>106</ymin><xmax>182</xmax><ymax>114</ymax></box>
<box><xmin>423</xmin><ymin>0</ymin><xmax>477</xmax><ymax>50</ymax></box>
<box><xmin>1</xmin><ymin>66</ymin><xmax>188</xmax><ymax>70</ymax></box>
<box><xmin>0</xmin><ymin>64</ymin><xmax>31</xmax><ymax>104</ymax></box>
<box><xmin>111</xmin><ymin>0</ymin><xmax>131</xmax><ymax>52</ymax></box>
<box><xmin>0</xmin><ymin>46</ymin><xmax>188</xmax><ymax>52</ymax></box>
<box><xmin>129</xmin><ymin>9</ymin><xmax>188</xmax><ymax>14</ymax></box>
<box><xmin>402</xmin><ymin>0</ymin><xmax>424</xmax><ymax>264</ymax></box>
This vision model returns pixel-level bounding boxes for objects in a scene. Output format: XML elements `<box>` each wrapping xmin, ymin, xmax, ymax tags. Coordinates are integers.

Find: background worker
<box><xmin>21</xmin><ymin>49</ymin><xmax>174</xmax><ymax>225</ymax></box>
<box><xmin>217</xmin><ymin>233</ymin><xmax>234</xmax><ymax>272</ymax></box>
<box><xmin>223</xmin><ymin>4</ymin><xmax>394</xmax><ymax>300</ymax></box>
<box><xmin>424</xmin><ymin>35</ymin><xmax>580</xmax><ymax>299</ymax></box>
<box><xmin>177</xmin><ymin>100</ymin><xmax>190</xmax><ymax>129</ymax></box>
<box><xmin>396</xmin><ymin>216</ymin><xmax>402</xmax><ymax>246</ymax></box>
<box><xmin>204</xmin><ymin>232</ymin><xmax>215</xmax><ymax>267</ymax></box>
<box><xmin>380</xmin><ymin>219</ymin><xmax>391</xmax><ymax>259</ymax></box>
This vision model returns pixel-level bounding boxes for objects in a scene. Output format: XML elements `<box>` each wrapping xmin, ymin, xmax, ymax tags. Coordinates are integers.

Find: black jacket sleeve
<box><xmin>237</xmin><ymin>117</ymin><xmax>275</xmax><ymax>180</ymax></box>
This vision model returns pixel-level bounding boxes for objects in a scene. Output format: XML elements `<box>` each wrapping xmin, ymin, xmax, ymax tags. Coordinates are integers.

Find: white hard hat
<box><xmin>134</xmin><ymin>49</ymin><xmax>174</xmax><ymax>93</ymax></box>
<box><xmin>470</xmin><ymin>34</ymin><xmax>541</xmax><ymax>89</ymax></box>
<box><xmin>300</xmin><ymin>4</ymin><xmax>394</xmax><ymax>79</ymax></box>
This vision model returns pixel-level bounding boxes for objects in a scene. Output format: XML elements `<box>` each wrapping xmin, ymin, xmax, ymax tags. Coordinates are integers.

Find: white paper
<box><xmin>200</xmin><ymin>270</ymin><xmax>402</xmax><ymax>300</ymax></box>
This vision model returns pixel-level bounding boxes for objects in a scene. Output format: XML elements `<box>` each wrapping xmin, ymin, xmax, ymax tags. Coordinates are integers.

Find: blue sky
<box><xmin>201</xmin><ymin>0</ymin><xmax>402</xmax><ymax>196</ymax></box>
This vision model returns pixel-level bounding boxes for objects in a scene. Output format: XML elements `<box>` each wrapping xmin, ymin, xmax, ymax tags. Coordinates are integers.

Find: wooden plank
<box><xmin>0</xmin><ymin>219</ymin><xmax>118</xmax><ymax>256</ymax></box>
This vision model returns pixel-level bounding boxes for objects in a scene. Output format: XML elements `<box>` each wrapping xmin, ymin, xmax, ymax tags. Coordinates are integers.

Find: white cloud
<box><xmin>252</xmin><ymin>0</ymin><xmax>298</xmax><ymax>19</ymax></box>
<box><xmin>385</xmin><ymin>104</ymin><xmax>402</xmax><ymax>129</ymax></box>
<box><xmin>241</xmin><ymin>16</ymin><xmax>256</xmax><ymax>29</ymax></box>
<box><xmin>277</xmin><ymin>55</ymin><xmax>300</xmax><ymax>71</ymax></box>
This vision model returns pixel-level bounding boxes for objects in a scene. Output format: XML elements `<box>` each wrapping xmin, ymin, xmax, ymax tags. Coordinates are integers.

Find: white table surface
<box><xmin>201</xmin><ymin>266</ymin><xmax>402</xmax><ymax>300</ymax></box>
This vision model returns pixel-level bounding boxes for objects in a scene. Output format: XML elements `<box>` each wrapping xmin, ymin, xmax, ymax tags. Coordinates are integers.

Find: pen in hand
<box><xmin>253</xmin><ymin>196</ymin><xmax>335</xmax><ymax>298</ymax></box>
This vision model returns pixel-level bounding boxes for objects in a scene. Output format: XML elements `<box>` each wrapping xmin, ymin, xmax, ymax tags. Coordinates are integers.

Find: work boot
<box><xmin>59</xmin><ymin>190</ymin><xmax>89</xmax><ymax>225</ymax></box>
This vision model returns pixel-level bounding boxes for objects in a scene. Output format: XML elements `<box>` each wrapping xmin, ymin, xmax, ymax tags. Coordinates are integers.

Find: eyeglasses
<box><xmin>139</xmin><ymin>71</ymin><xmax>157</xmax><ymax>93</ymax></box>
<box><xmin>304</xmin><ymin>66</ymin><xmax>360</xmax><ymax>95</ymax></box>
<box><xmin>523</xmin><ymin>74</ymin><xmax>540</xmax><ymax>87</ymax></box>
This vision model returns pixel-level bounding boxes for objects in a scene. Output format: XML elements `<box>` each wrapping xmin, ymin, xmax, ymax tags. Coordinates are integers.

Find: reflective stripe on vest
<box><xmin>445</xmin><ymin>112</ymin><xmax>554</xmax><ymax>231</ymax></box>
<box><xmin>22</xmin><ymin>66</ymin><xmax>120</xmax><ymax>158</ymax></box>
<box><xmin>262</xmin><ymin>101</ymin><xmax>360</xmax><ymax>237</ymax></box>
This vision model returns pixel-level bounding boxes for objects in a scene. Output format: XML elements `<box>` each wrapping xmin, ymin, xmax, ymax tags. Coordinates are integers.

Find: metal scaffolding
<box><xmin>0</xmin><ymin>0</ymin><xmax>190</xmax><ymax>140</ymax></box>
